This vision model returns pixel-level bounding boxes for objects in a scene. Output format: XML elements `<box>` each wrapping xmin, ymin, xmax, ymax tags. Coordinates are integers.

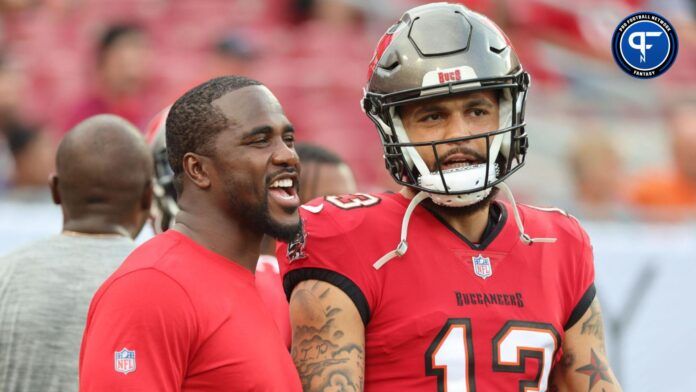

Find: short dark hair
<box><xmin>165</xmin><ymin>75</ymin><xmax>263</xmax><ymax>182</ymax></box>
<box><xmin>295</xmin><ymin>142</ymin><xmax>344</xmax><ymax>165</ymax></box>
<box><xmin>97</xmin><ymin>23</ymin><xmax>144</xmax><ymax>63</ymax></box>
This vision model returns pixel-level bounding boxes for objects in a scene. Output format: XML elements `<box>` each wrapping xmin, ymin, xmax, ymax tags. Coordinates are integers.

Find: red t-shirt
<box><xmin>255</xmin><ymin>255</ymin><xmax>291</xmax><ymax>348</ymax></box>
<box><xmin>278</xmin><ymin>192</ymin><xmax>595</xmax><ymax>391</ymax></box>
<box><xmin>80</xmin><ymin>230</ymin><xmax>301</xmax><ymax>391</ymax></box>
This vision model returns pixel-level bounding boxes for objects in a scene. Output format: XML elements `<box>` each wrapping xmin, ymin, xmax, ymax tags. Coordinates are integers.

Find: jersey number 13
<box><xmin>425</xmin><ymin>319</ymin><xmax>560</xmax><ymax>392</ymax></box>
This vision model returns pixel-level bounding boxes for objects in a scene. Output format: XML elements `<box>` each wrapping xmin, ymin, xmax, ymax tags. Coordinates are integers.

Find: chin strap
<box><xmin>495</xmin><ymin>182</ymin><xmax>557</xmax><ymax>245</ymax></box>
<box><xmin>373</xmin><ymin>191</ymin><xmax>429</xmax><ymax>270</ymax></box>
<box><xmin>373</xmin><ymin>183</ymin><xmax>557</xmax><ymax>270</ymax></box>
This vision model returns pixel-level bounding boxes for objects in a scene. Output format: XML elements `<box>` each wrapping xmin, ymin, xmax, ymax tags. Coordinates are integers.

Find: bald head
<box><xmin>52</xmin><ymin>114</ymin><xmax>153</xmax><ymax>237</ymax></box>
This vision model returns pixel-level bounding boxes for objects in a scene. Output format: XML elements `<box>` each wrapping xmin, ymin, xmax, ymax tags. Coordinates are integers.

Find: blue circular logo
<box><xmin>612</xmin><ymin>12</ymin><xmax>678</xmax><ymax>78</ymax></box>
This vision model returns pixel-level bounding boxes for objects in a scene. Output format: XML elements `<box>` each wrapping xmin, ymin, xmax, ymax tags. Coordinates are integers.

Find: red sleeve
<box><xmin>255</xmin><ymin>257</ymin><xmax>292</xmax><ymax>348</ymax></box>
<box><xmin>79</xmin><ymin>269</ymin><xmax>197</xmax><ymax>391</ymax></box>
<box><xmin>562</xmin><ymin>217</ymin><xmax>596</xmax><ymax>330</ymax></box>
<box><xmin>276</xmin><ymin>216</ymin><xmax>379</xmax><ymax>326</ymax></box>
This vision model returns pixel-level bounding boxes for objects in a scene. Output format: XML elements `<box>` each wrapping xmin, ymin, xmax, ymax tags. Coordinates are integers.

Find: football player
<box><xmin>278</xmin><ymin>3</ymin><xmax>622</xmax><ymax>392</ymax></box>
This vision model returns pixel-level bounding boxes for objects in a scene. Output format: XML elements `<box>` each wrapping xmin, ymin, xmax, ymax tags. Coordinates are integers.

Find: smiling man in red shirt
<box><xmin>79</xmin><ymin>76</ymin><xmax>302</xmax><ymax>391</ymax></box>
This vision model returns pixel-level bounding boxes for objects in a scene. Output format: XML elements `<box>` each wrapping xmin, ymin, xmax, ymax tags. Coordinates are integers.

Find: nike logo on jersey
<box><xmin>301</xmin><ymin>204</ymin><xmax>324</xmax><ymax>214</ymax></box>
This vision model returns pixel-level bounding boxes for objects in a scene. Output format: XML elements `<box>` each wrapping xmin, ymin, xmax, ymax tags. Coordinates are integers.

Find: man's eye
<box><xmin>283</xmin><ymin>135</ymin><xmax>295</xmax><ymax>146</ymax></box>
<box><xmin>471</xmin><ymin>109</ymin><xmax>489</xmax><ymax>117</ymax></box>
<box><xmin>250</xmin><ymin>137</ymin><xmax>269</xmax><ymax>145</ymax></box>
<box><xmin>420</xmin><ymin>113</ymin><xmax>442</xmax><ymax>122</ymax></box>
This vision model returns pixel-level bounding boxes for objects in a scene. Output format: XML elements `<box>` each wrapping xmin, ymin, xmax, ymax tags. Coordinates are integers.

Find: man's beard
<box><xmin>223</xmin><ymin>178</ymin><xmax>302</xmax><ymax>243</ymax></box>
<box><xmin>423</xmin><ymin>187</ymin><xmax>499</xmax><ymax>218</ymax></box>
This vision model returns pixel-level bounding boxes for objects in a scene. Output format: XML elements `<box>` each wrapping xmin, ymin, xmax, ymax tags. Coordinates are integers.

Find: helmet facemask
<box><xmin>151</xmin><ymin>140</ymin><xmax>179</xmax><ymax>233</ymax></box>
<box><xmin>145</xmin><ymin>106</ymin><xmax>179</xmax><ymax>234</ymax></box>
<box><xmin>364</xmin><ymin>73</ymin><xmax>530</xmax><ymax>207</ymax></box>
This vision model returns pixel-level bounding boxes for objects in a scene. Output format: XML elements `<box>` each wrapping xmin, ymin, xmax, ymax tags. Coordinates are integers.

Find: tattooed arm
<box><xmin>289</xmin><ymin>279</ymin><xmax>365</xmax><ymax>392</ymax></box>
<box><xmin>549</xmin><ymin>298</ymin><xmax>622</xmax><ymax>392</ymax></box>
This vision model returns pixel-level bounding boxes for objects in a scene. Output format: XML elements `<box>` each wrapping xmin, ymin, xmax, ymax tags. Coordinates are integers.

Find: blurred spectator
<box><xmin>568</xmin><ymin>129</ymin><xmax>628</xmax><ymax>219</ymax></box>
<box><xmin>0</xmin><ymin>54</ymin><xmax>27</xmax><ymax>122</ymax></box>
<box><xmin>0</xmin><ymin>0</ymin><xmax>39</xmax><ymax>13</ymax></box>
<box><xmin>629</xmin><ymin>101</ymin><xmax>696</xmax><ymax>218</ymax></box>
<box><xmin>0</xmin><ymin>114</ymin><xmax>153</xmax><ymax>392</ymax></box>
<box><xmin>3</xmin><ymin>119</ymin><xmax>53</xmax><ymax>188</ymax></box>
<box><xmin>294</xmin><ymin>0</ymin><xmax>365</xmax><ymax>27</ymax></box>
<box><xmin>62</xmin><ymin>23</ymin><xmax>153</xmax><ymax>134</ymax></box>
<box><xmin>295</xmin><ymin>141</ymin><xmax>356</xmax><ymax>202</ymax></box>
<box><xmin>209</xmin><ymin>32</ymin><xmax>257</xmax><ymax>77</ymax></box>
<box><xmin>0</xmin><ymin>52</ymin><xmax>54</xmax><ymax>190</ymax></box>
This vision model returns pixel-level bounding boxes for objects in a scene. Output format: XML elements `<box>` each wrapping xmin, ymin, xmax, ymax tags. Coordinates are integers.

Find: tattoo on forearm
<box><xmin>320</xmin><ymin>370</ymin><xmax>360</xmax><ymax>392</ymax></box>
<box><xmin>575</xmin><ymin>348</ymin><xmax>613</xmax><ymax>391</ymax></box>
<box><xmin>292</xmin><ymin>283</ymin><xmax>364</xmax><ymax>391</ymax></box>
<box><xmin>581</xmin><ymin>302</ymin><xmax>604</xmax><ymax>341</ymax></box>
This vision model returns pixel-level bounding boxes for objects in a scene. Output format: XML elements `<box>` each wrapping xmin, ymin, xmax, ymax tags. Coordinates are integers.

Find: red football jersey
<box><xmin>278</xmin><ymin>192</ymin><xmax>595</xmax><ymax>392</ymax></box>
<box><xmin>80</xmin><ymin>230</ymin><xmax>301</xmax><ymax>392</ymax></box>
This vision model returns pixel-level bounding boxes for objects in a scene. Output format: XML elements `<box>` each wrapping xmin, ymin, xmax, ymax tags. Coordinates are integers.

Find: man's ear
<box><xmin>49</xmin><ymin>173</ymin><xmax>60</xmax><ymax>205</ymax></box>
<box><xmin>141</xmin><ymin>179</ymin><xmax>153</xmax><ymax>211</ymax></box>
<box><xmin>182</xmin><ymin>152</ymin><xmax>212</xmax><ymax>190</ymax></box>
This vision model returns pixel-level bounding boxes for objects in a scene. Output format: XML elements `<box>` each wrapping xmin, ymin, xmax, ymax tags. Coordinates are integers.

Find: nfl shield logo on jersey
<box><xmin>114</xmin><ymin>348</ymin><xmax>136</xmax><ymax>375</ymax></box>
<box><xmin>472</xmin><ymin>254</ymin><xmax>492</xmax><ymax>279</ymax></box>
